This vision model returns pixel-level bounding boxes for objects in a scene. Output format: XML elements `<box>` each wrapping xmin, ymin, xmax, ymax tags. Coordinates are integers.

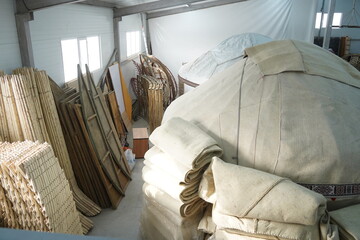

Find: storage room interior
<box><xmin>0</xmin><ymin>0</ymin><xmax>360</xmax><ymax>239</ymax></box>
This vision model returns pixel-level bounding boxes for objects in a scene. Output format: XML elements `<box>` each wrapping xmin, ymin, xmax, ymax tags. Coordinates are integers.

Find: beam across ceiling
<box><xmin>147</xmin><ymin>0</ymin><xmax>248</xmax><ymax>19</ymax></box>
<box><xmin>114</xmin><ymin>0</ymin><xmax>205</xmax><ymax>18</ymax></box>
<box><xmin>79</xmin><ymin>0</ymin><xmax>117</xmax><ymax>8</ymax></box>
<box><xmin>16</xmin><ymin>0</ymin><xmax>85</xmax><ymax>13</ymax></box>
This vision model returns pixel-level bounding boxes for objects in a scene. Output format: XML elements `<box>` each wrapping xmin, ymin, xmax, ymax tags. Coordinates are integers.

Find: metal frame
<box><xmin>147</xmin><ymin>0</ymin><xmax>248</xmax><ymax>19</ymax></box>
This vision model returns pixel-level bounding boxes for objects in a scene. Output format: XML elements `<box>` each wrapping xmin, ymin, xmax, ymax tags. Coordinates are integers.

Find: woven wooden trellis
<box><xmin>0</xmin><ymin>69</ymin><xmax>101</xmax><ymax>232</ymax></box>
<box><xmin>0</xmin><ymin>141</ymin><xmax>83</xmax><ymax>234</ymax></box>
<box><xmin>132</xmin><ymin>55</ymin><xmax>177</xmax><ymax>132</ymax></box>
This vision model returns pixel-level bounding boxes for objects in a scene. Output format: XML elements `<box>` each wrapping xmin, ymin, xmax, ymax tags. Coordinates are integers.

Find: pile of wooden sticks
<box><xmin>0</xmin><ymin>141</ymin><xmax>83</xmax><ymax>235</ymax></box>
<box><xmin>0</xmin><ymin>68</ymin><xmax>101</xmax><ymax>233</ymax></box>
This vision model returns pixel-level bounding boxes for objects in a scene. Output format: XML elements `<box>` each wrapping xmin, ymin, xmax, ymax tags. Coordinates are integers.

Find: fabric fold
<box><xmin>199</xmin><ymin>157</ymin><xmax>339</xmax><ymax>240</ymax></box>
<box><xmin>330</xmin><ymin>204</ymin><xmax>360</xmax><ymax>240</ymax></box>
<box><xmin>205</xmin><ymin>157</ymin><xmax>327</xmax><ymax>226</ymax></box>
<box><xmin>149</xmin><ymin>117</ymin><xmax>223</xmax><ymax>170</ymax></box>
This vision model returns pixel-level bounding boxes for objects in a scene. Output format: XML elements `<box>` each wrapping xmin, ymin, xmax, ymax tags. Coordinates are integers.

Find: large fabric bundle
<box><xmin>330</xmin><ymin>204</ymin><xmax>360</xmax><ymax>240</ymax></box>
<box><xmin>178</xmin><ymin>33</ymin><xmax>272</xmax><ymax>85</ymax></box>
<box><xmin>163</xmin><ymin>40</ymin><xmax>360</xmax><ymax>204</ymax></box>
<box><xmin>140</xmin><ymin>117</ymin><xmax>222</xmax><ymax>239</ymax></box>
<box><xmin>199</xmin><ymin>157</ymin><xmax>339</xmax><ymax>240</ymax></box>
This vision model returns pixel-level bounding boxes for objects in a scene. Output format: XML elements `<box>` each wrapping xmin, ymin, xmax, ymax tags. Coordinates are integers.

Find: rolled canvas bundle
<box><xmin>163</xmin><ymin>40</ymin><xmax>360</xmax><ymax>206</ymax></box>
<box><xmin>199</xmin><ymin>157</ymin><xmax>339</xmax><ymax>240</ymax></box>
<box><xmin>141</xmin><ymin>117</ymin><xmax>223</xmax><ymax>239</ymax></box>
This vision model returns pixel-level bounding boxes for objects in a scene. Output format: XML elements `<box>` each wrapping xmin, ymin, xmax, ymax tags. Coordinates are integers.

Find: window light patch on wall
<box><xmin>61</xmin><ymin>36</ymin><xmax>101</xmax><ymax>82</ymax></box>
<box><xmin>61</xmin><ymin>39</ymin><xmax>79</xmax><ymax>82</ymax></box>
<box><xmin>126</xmin><ymin>31</ymin><xmax>141</xmax><ymax>57</ymax></box>
<box><xmin>315</xmin><ymin>12</ymin><xmax>343</xmax><ymax>28</ymax></box>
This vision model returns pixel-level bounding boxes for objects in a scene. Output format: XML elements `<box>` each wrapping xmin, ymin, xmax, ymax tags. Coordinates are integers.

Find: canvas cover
<box><xmin>199</xmin><ymin>157</ymin><xmax>339</xmax><ymax>240</ymax></box>
<box><xmin>163</xmin><ymin>40</ymin><xmax>360</xmax><ymax>199</ymax></box>
<box><xmin>178</xmin><ymin>33</ymin><xmax>272</xmax><ymax>85</ymax></box>
<box><xmin>330</xmin><ymin>204</ymin><xmax>360</xmax><ymax>240</ymax></box>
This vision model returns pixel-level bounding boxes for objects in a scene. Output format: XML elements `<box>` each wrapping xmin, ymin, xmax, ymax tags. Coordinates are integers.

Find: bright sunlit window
<box><xmin>315</xmin><ymin>12</ymin><xmax>342</xmax><ymax>28</ymax></box>
<box><xmin>126</xmin><ymin>31</ymin><xmax>141</xmax><ymax>57</ymax></box>
<box><xmin>61</xmin><ymin>36</ymin><xmax>101</xmax><ymax>82</ymax></box>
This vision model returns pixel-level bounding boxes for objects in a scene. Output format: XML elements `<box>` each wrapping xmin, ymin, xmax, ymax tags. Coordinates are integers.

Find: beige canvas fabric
<box><xmin>199</xmin><ymin>157</ymin><xmax>339</xmax><ymax>240</ymax></box>
<box><xmin>143</xmin><ymin>183</ymin><xmax>206</xmax><ymax>218</ymax></box>
<box><xmin>214</xmin><ymin>229</ymin><xmax>267</xmax><ymax>240</ymax></box>
<box><xmin>149</xmin><ymin>117</ymin><xmax>223</xmax><ymax>170</ymax></box>
<box><xmin>198</xmin><ymin>205</ymin><xmax>216</xmax><ymax>234</ymax></box>
<box><xmin>143</xmin><ymin>163</ymin><xmax>200</xmax><ymax>202</ymax></box>
<box><xmin>163</xmin><ymin>40</ymin><xmax>360</xmax><ymax>192</ymax></box>
<box><xmin>206</xmin><ymin>157</ymin><xmax>327</xmax><ymax>225</ymax></box>
<box><xmin>330</xmin><ymin>204</ymin><xmax>360</xmax><ymax>240</ymax></box>
<box><xmin>142</xmin><ymin>117</ymin><xmax>223</xmax><ymax>219</ymax></box>
<box><xmin>145</xmin><ymin>146</ymin><xmax>203</xmax><ymax>184</ymax></box>
<box><xmin>140</xmin><ymin>196</ymin><xmax>203</xmax><ymax>240</ymax></box>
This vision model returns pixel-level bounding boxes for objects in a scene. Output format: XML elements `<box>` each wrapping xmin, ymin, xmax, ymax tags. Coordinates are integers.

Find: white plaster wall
<box><xmin>29</xmin><ymin>4</ymin><xmax>114</xmax><ymax>86</ymax></box>
<box><xmin>0</xmin><ymin>0</ymin><xmax>22</xmax><ymax>74</ymax></box>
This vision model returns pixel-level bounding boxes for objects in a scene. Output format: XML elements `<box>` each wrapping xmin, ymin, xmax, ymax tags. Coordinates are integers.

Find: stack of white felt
<box><xmin>198</xmin><ymin>157</ymin><xmax>340</xmax><ymax>240</ymax></box>
<box><xmin>141</xmin><ymin>117</ymin><xmax>223</xmax><ymax>240</ymax></box>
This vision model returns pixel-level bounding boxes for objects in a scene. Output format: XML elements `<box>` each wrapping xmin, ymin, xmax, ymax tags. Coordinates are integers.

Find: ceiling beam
<box><xmin>147</xmin><ymin>0</ymin><xmax>248</xmax><ymax>19</ymax></box>
<box><xmin>114</xmin><ymin>0</ymin><xmax>205</xmax><ymax>18</ymax></box>
<box><xmin>78</xmin><ymin>0</ymin><xmax>117</xmax><ymax>8</ymax></box>
<box><xmin>16</xmin><ymin>0</ymin><xmax>85</xmax><ymax>13</ymax></box>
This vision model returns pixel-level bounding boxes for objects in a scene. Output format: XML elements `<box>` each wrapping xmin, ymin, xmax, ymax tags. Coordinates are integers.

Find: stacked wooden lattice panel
<box><xmin>0</xmin><ymin>141</ymin><xmax>83</xmax><ymax>234</ymax></box>
<box><xmin>0</xmin><ymin>70</ymin><xmax>100</xmax><ymax>233</ymax></box>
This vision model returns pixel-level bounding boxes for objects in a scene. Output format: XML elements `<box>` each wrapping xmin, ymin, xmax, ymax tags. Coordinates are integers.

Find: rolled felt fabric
<box><xmin>149</xmin><ymin>117</ymin><xmax>223</xmax><ymax>170</ymax></box>
<box><xmin>145</xmin><ymin>146</ymin><xmax>204</xmax><ymax>184</ymax></box>
<box><xmin>330</xmin><ymin>204</ymin><xmax>360</xmax><ymax>240</ymax></box>
<box><xmin>143</xmin><ymin>183</ymin><xmax>206</xmax><ymax>218</ymax></box>
<box><xmin>212</xmin><ymin>204</ymin><xmax>323</xmax><ymax>240</ymax></box>
<box><xmin>142</xmin><ymin>164</ymin><xmax>200</xmax><ymax>203</ymax></box>
<box><xmin>202</xmin><ymin>157</ymin><xmax>327</xmax><ymax>226</ymax></box>
<box><xmin>140</xmin><ymin>195</ymin><xmax>203</xmax><ymax>240</ymax></box>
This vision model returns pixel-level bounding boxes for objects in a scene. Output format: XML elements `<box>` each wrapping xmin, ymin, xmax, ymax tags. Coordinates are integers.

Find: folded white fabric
<box><xmin>142</xmin><ymin>117</ymin><xmax>223</xmax><ymax>220</ymax></box>
<box><xmin>198</xmin><ymin>205</ymin><xmax>216</xmax><ymax>235</ymax></box>
<box><xmin>330</xmin><ymin>204</ymin><xmax>360</xmax><ymax>240</ymax></box>
<box><xmin>145</xmin><ymin>146</ymin><xmax>203</xmax><ymax>184</ymax></box>
<box><xmin>140</xmin><ymin>195</ymin><xmax>203</xmax><ymax>240</ymax></box>
<box><xmin>149</xmin><ymin>117</ymin><xmax>223</xmax><ymax>170</ymax></box>
<box><xmin>199</xmin><ymin>157</ymin><xmax>339</xmax><ymax>240</ymax></box>
<box><xmin>142</xmin><ymin>164</ymin><xmax>199</xmax><ymax>203</ymax></box>
<box><xmin>143</xmin><ymin>183</ymin><xmax>206</xmax><ymax>218</ymax></box>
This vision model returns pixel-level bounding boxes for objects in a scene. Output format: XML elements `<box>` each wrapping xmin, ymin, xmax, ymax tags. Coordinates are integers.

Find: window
<box><xmin>61</xmin><ymin>36</ymin><xmax>101</xmax><ymax>82</ymax></box>
<box><xmin>126</xmin><ymin>31</ymin><xmax>141</xmax><ymax>57</ymax></box>
<box><xmin>315</xmin><ymin>12</ymin><xmax>342</xmax><ymax>29</ymax></box>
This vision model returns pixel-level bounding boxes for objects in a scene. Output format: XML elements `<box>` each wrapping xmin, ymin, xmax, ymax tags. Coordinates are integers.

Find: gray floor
<box><xmin>88</xmin><ymin>118</ymin><xmax>148</xmax><ymax>240</ymax></box>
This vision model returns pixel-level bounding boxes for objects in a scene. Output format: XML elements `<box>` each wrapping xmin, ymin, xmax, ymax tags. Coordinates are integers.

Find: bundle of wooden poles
<box><xmin>132</xmin><ymin>54</ymin><xmax>177</xmax><ymax>132</ymax></box>
<box><xmin>0</xmin><ymin>68</ymin><xmax>100</xmax><ymax>233</ymax></box>
<box><xmin>0</xmin><ymin>141</ymin><xmax>83</xmax><ymax>235</ymax></box>
<box><xmin>50</xmin><ymin>65</ymin><xmax>132</xmax><ymax>209</ymax></box>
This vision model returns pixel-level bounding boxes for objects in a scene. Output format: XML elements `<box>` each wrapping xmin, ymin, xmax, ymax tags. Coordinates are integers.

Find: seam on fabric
<box><xmin>273</xmin><ymin>74</ymin><xmax>282</xmax><ymax>173</ymax></box>
<box><xmin>235</xmin><ymin>58</ymin><xmax>248</xmax><ymax>164</ymax></box>
<box><xmin>253</xmin><ymin>76</ymin><xmax>265</xmax><ymax>168</ymax></box>
<box><xmin>242</xmin><ymin>178</ymin><xmax>286</xmax><ymax>217</ymax></box>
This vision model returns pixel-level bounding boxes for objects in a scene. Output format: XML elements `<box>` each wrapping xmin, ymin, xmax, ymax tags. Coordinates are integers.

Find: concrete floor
<box><xmin>88</xmin><ymin>118</ymin><xmax>148</xmax><ymax>240</ymax></box>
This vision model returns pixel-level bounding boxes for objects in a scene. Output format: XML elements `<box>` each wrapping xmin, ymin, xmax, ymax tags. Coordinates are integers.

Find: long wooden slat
<box><xmin>59</xmin><ymin>92</ymin><xmax>107</xmax><ymax>207</ymax></box>
<box><xmin>78</xmin><ymin>65</ymin><xmax>126</xmax><ymax>200</ymax></box>
<box><xmin>31</xmin><ymin>70</ymin><xmax>100</xmax><ymax>218</ymax></box>
<box><xmin>105</xmin><ymin>91</ymin><xmax>126</xmax><ymax>140</ymax></box>
<box><xmin>86</xmin><ymin>65</ymin><xmax>132</xmax><ymax>177</ymax></box>
<box><xmin>73</xmin><ymin>104</ymin><xmax>124</xmax><ymax>208</ymax></box>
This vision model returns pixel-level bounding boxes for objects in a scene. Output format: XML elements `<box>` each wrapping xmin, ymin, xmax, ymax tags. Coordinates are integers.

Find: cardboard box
<box><xmin>132</xmin><ymin>128</ymin><xmax>149</xmax><ymax>159</ymax></box>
